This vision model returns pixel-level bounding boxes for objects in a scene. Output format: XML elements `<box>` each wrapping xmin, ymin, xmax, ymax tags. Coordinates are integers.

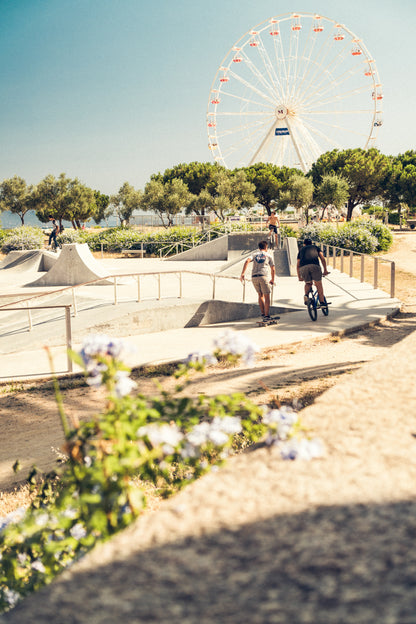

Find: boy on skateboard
<box><xmin>240</xmin><ymin>240</ymin><xmax>276</xmax><ymax>322</ymax></box>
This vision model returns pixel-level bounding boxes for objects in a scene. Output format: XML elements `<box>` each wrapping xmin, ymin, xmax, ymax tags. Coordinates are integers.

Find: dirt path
<box><xmin>1</xmin><ymin>233</ymin><xmax>416</xmax><ymax>511</ymax></box>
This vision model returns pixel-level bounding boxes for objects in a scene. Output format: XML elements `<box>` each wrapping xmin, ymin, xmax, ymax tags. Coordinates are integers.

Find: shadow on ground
<box><xmin>3</xmin><ymin>499</ymin><xmax>416</xmax><ymax>623</ymax></box>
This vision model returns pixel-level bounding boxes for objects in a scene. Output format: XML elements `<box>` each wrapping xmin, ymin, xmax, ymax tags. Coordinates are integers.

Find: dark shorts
<box><xmin>268</xmin><ymin>224</ymin><xmax>278</xmax><ymax>234</ymax></box>
<box><xmin>299</xmin><ymin>263</ymin><xmax>322</xmax><ymax>283</ymax></box>
<box><xmin>252</xmin><ymin>276</ymin><xmax>271</xmax><ymax>295</ymax></box>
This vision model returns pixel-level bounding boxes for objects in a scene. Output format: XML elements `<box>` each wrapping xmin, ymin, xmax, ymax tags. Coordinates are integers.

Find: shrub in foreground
<box><xmin>0</xmin><ymin>332</ymin><xmax>323</xmax><ymax>613</ymax></box>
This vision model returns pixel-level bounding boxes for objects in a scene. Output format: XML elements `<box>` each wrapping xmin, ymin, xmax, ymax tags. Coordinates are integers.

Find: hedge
<box><xmin>1</xmin><ymin>227</ymin><xmax>45</xmax><ymax>253</ymax></box>
<box><xmin>299</xmin><ymin>219</ymin><xmax>392</xmax><ymax>254</ymax></box>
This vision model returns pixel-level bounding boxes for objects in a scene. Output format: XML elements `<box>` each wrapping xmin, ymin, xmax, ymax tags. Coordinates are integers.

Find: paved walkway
<box><xmin>0</xmin><ymin>256</ymin><xmax>400</xmax><ymax>381</ymax></box>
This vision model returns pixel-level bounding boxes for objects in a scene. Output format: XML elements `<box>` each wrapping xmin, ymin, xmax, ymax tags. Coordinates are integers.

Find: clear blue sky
<box><xmin>1</xmin><ymin>0</ymin><xmax>414</xmax><ymax>195</ymax></box>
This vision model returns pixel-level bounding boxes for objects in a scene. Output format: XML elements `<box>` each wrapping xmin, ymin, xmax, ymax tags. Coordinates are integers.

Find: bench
<box><xmin>121</xmin><ymin>248</ymin><xmax>146</xmax><ymax>258</ymax></box>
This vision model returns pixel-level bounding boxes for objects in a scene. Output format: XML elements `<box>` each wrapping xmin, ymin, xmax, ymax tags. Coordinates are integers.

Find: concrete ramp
<box><xmin>0</xmin><ymin>250</ymin><xmax>57</xmax><ymax>273</ymax></box>
<box><xmin>167</xmin><ymin>232</ymin><xmax>269</xmax><ymax>263</ymax></box>
<box><xmin>27</xmin><ymin>243</ymin><xmax>113</xmax><ymax>287</ymax></box>
<box><xmin>168</xmin><ymin>235</ymin><xmax>228</xmax><ymax>261</ymax></box>
<box><xmin>219</xmin><ymin>248</ymin><xmax>291</xmax><ymax>278</ymax></box>
<box><xmin>226</xmin><ymin>232</ymin><xmax>269</xmax><ymax>260</ymax></box>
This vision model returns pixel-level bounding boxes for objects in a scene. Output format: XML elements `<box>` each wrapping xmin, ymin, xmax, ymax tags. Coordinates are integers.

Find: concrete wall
<box><xmin>167</xmin><ymin>236</ymin><xmax>228</xmax><ymax>261</ymax></box>
<box><xmin>227</xmin><ymin>232</ymin><xmax>269</xmax><ymax>259</ymax></box>
<box><xmin>75</xmin><ymin>299</ymin><xmax>294</xmax><ymax>338</ymax></box>
<box><xmin>283</xmin><ymin>237</ymin><xmax>299</xmax><ymax>276</ymax></box>
<box><xmin>168</xmin><ymin>233</ymin><xmax>269</xmax><ymax>263</ymax></box>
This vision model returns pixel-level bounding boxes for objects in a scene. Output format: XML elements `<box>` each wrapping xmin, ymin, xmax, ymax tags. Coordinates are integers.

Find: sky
<box><xmin>1</xmin><ymin>0</ymin><xmax>415</xmax><ymax>196</ymax></box>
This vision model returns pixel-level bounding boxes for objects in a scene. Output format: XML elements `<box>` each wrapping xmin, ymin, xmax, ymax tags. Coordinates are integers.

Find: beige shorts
<box><xmin>299</xmin><ymin>264</ymin><xmax>322</xmax><ymax>283</ymax></box>
<box><xmin>252</xmin><ymin>276</ymin><xmax>271</xmax><ymax>295</ymax></box>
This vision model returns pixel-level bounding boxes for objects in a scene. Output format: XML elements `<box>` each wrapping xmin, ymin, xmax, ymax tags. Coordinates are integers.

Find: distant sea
<box><xmin>0</xmin><ymin>210</ymin><xmax>197</xmax><ymax>229</ymax></box>
<box><xmin>0</xmin><ymin>210</ymin><xmax>149</xmax><ymax>229</ymax></box>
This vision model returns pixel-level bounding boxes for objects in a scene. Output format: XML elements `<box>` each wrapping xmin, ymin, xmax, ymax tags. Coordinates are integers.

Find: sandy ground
<box><xmin>0</xmin><ymin>233</ymin><xmax>415</xmax><ymax>501</ymax></box>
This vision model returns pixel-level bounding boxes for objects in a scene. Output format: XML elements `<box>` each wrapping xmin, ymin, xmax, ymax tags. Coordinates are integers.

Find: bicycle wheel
<box><xmin>307</xmin><ymin>299</ymin><xmax>317</xmax><ymax>321</ymax></box>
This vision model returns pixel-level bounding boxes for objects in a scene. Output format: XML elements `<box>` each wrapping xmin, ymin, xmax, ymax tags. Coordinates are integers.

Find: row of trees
<box><xmin>1</xmin><ymin>148</ymin><xmax>416</xmax><ymax>228</ymax></box>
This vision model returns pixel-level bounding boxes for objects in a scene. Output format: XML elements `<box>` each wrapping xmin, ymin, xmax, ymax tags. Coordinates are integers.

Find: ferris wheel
<box><xmin>206</xmin><ymin>12</ymin><xmax>383</xmax><ymax>172</ymax></box>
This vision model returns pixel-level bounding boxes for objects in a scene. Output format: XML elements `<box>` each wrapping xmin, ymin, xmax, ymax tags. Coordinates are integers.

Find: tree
<box><xmin>65</xmin><ymin>181</ymin><xmax>97</xmax><ymax>228</ymax></box>
<box><xmin>33</xmin><ymin>173</ymin><xmax>97</xmax><ymax>229</ymax></box>
<box><xmin>383</xmin><ymin>151</ymin><xmax>416</xmax><ymax>219</ymax></box>
<box><xmin>110</xmin><ymin>182</ymin><xmax>142</xmax><ymax>226</ymax></box>
<box><xmin>314</xmin><ymin>174</ymin><xmax>349</xmax><ymax>220</ymax></box>
<box><xmin>157</xmin><ymin>161</ymin><xmax>224</xmax><ymax>225</ymax></box>
<box><xmin>244</xmin><ymin>163</ymin><xmax>302</xmax><ymax>215</ymax></box>
<box><xmin>309</xmin><ymin>148</ymin><xmax>390</xmax><ymax>221</ymax></box>
<box><xmin>159</xmin><ymin>161</ymin><xmax>221</xmax><ymax>195</ymax></box>
<box><xmin>141</xmin><ymin>178</ymin><xmax>193</xmax><ymax>227</ymax></box>
<box><xmin>205</xmin><ymin>169</ymin><xmax>256</xmax><ymax>221</ymax></box>
<box><xmin>277</xmin><ymin>175</ymin><xmax>314</xmax><ymax>223</ymax></box>
<box><xmin>0</xmin><ymin>176</ymin><xmax>35</xmax><ymax>225</ymax></box>
<box><xmin>93</xmin><ymin>191</ymin><xmax>111</xmax><ymax>225</ymax></box>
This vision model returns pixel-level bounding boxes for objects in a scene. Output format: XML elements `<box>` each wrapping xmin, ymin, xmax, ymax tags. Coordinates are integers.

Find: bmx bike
<box><xmin>267</xmin><ymin>227</ymin><xmax>280</xmax><ymax>250</ymax></box>
<box><xmin>306</xmin><ymin>286</ymin><xmax>330</xmax><ymax>322</ymax></box>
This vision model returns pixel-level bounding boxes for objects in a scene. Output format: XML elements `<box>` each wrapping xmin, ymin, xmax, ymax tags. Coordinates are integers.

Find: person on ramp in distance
<box><xmin>240</xmin><ymin>240</ymin><xmax>276</xmax><ymax>324</ymax></box>
<box><xmin>266</xmin><ymin>210</ymin><xmax>280</xmax><ymax>248</ymax></box>
<box><xmin>48</xmin><ymin>216</ymin><xmax>59</xmax><ymax>251</ymax></box>
<box><xmin>297</xmin><ymin>238</ymin><xmax>329</xmax><ymax>306</ymax></box>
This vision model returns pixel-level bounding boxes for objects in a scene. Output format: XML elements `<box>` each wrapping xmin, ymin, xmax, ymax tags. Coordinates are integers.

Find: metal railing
<box><xmin>0</xmin><ymin>304</ymin><xmax>73</xmax><ymax>372</ymax></box>
<box><xmin>0</xmin><ymin>269</ymin><xmax>254</xmax><ymax>375</ymax></box>
<box><xmin>318</xmin><ymin>243</ymin><xmax>396</xmax><ymax>298</ymax></box>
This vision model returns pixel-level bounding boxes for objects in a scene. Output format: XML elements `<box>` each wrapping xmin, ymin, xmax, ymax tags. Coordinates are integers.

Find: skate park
<box><xmin>0</xmin><ymin>233</ymin><xmax>400</xmax><ymax>381</ymax></box>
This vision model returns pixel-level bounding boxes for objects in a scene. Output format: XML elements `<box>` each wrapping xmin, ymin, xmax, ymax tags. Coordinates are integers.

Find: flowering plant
<box><xmin>0</xmin><ymin>332</ymin><xmax>323</xmax><ymax>613</ymax></box>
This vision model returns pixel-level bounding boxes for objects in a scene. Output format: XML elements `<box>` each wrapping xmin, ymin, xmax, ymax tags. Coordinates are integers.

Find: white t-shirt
<box><xmin>250</xmin><ymin>250</ymin><xmax>274</xmax><ymax>277</ymax></box>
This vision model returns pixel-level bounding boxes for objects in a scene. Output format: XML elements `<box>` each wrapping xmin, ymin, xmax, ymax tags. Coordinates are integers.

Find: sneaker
<box><xmin>304</xmin><ymin>295</ymin><xmax>309</xmax><ymax>305</ymax></box>
<box><xmin>263</xmin><ymin>315</ymin><xmax>271</xmax><ymax>321</ymax></box>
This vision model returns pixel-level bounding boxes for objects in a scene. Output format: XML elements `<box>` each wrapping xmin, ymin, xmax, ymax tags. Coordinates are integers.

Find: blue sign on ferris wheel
<box><xmin>275</xmin><ymin>127</ymin><xmax>289</xmax><ymax>136</ymax></box>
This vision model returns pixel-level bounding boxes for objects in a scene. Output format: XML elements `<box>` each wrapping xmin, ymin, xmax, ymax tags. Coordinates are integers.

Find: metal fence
<box><xmin>0</xmin><ymin>270</ymin><xmax>252</xmax><ymax>373</ymax></box>
<box><xmin>319</xmin><ymin>243</ymin><xmax>396</xmax><ymax>298</ymax></box>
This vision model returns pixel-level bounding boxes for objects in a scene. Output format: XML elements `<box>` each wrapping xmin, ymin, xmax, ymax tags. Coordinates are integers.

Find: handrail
<box><xmin>0</xmin><ymin>269</ymin><xmax>248</xmax><ymax>310</ymax></box>
<box><xmin>0</xmin><ymin>305</ymin><xmax>73</xmax><ymax>372</ymax></box>
<box><xmin>316</xmin><ymin>242</ymin><xmax>396</xmax><ymax>298</ymax></box>
<box><xmin>0</xmin><ymin>269</ymin><xmax>257</xmax><ymax>376</ymax></box>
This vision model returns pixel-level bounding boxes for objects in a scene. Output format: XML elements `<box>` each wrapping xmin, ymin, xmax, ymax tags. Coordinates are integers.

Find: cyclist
<box><xmin>240</xmin><ymin>240</ymin><xmax>275</xmax><ymax>321</ymax></box>
<box><xmin>266</xmin><ymin>211</ymin><xmax>280</xmax><ymax>248</ymax></box>
<box><xmin>297</xmin><ymin>238</ymin><xmax>329</xmax><ymax>306</ymax></box>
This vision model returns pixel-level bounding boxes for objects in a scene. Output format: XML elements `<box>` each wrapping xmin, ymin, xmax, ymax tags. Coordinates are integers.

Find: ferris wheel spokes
<box><xmin>239</xmin><ymin>47</ymin><xmax>282</xmax><ymax>102</ymax></box>
<box><xmin>304</xmin><ymin>82</ymin><xmax>373</xmax><ymax>111</ymax></box>
<box><xmin>225</xmin><ymin>69</ymin><xmax>278</xmax><ymax>106</ymax></box>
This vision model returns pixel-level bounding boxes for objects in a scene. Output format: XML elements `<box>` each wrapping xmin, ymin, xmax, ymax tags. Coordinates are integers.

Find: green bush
<box><xmin>332</xmin><ymin>223</ymin><xmax>379</xmax><ymax>254</ymax></box>
<box><xmin>0</xmin><ymin>332</ymin><xmax>323</xmax><ymax>612</ymax></box>
<box><xmin>1</xmin><ymin>226</ymin><xmax>45</xmax><ymax>253</ymax></box>
<box><xmin>352</xmin><ymin>218</ymin><xmax>393</xmax><ymax>252</ymax></box>
<box><xmin>280</xmin><ymin>225</ymin><xmax>298</xmax><ymax>239</ymax></box>
<box><xmin>361</xmin><ymin>205</ymin><xmax>384</xmax><ymax>217</ymax></box>
<box><xmin>299</xmin><ymin>222</ymin><xmax>379</xmax><ymax>254</ymax></box>
<box><xmin>299</xmin><ymin>218</ymin><xmax>393</xmax><ymax>254</ymax></box>
<box><xmin>388</xmin><ymin>213</ymin><xmax>400</xmax><ymax>225</ymax></box>
<box><xmin>0</xmin><ymin>229</ymin><xmax>9</xmax><ymax>248</ymax></box>
<box><xmin>58</xmin><ymin>229</ymin><xmax>90</xmax><ymax>245</ymax></box>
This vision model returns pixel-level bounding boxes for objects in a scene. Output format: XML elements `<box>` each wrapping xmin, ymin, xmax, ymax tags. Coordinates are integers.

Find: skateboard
<box><xmin>256</xmin><ymin>316</ymin><xmax>280</xmax><ymax>326</ymax></box>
